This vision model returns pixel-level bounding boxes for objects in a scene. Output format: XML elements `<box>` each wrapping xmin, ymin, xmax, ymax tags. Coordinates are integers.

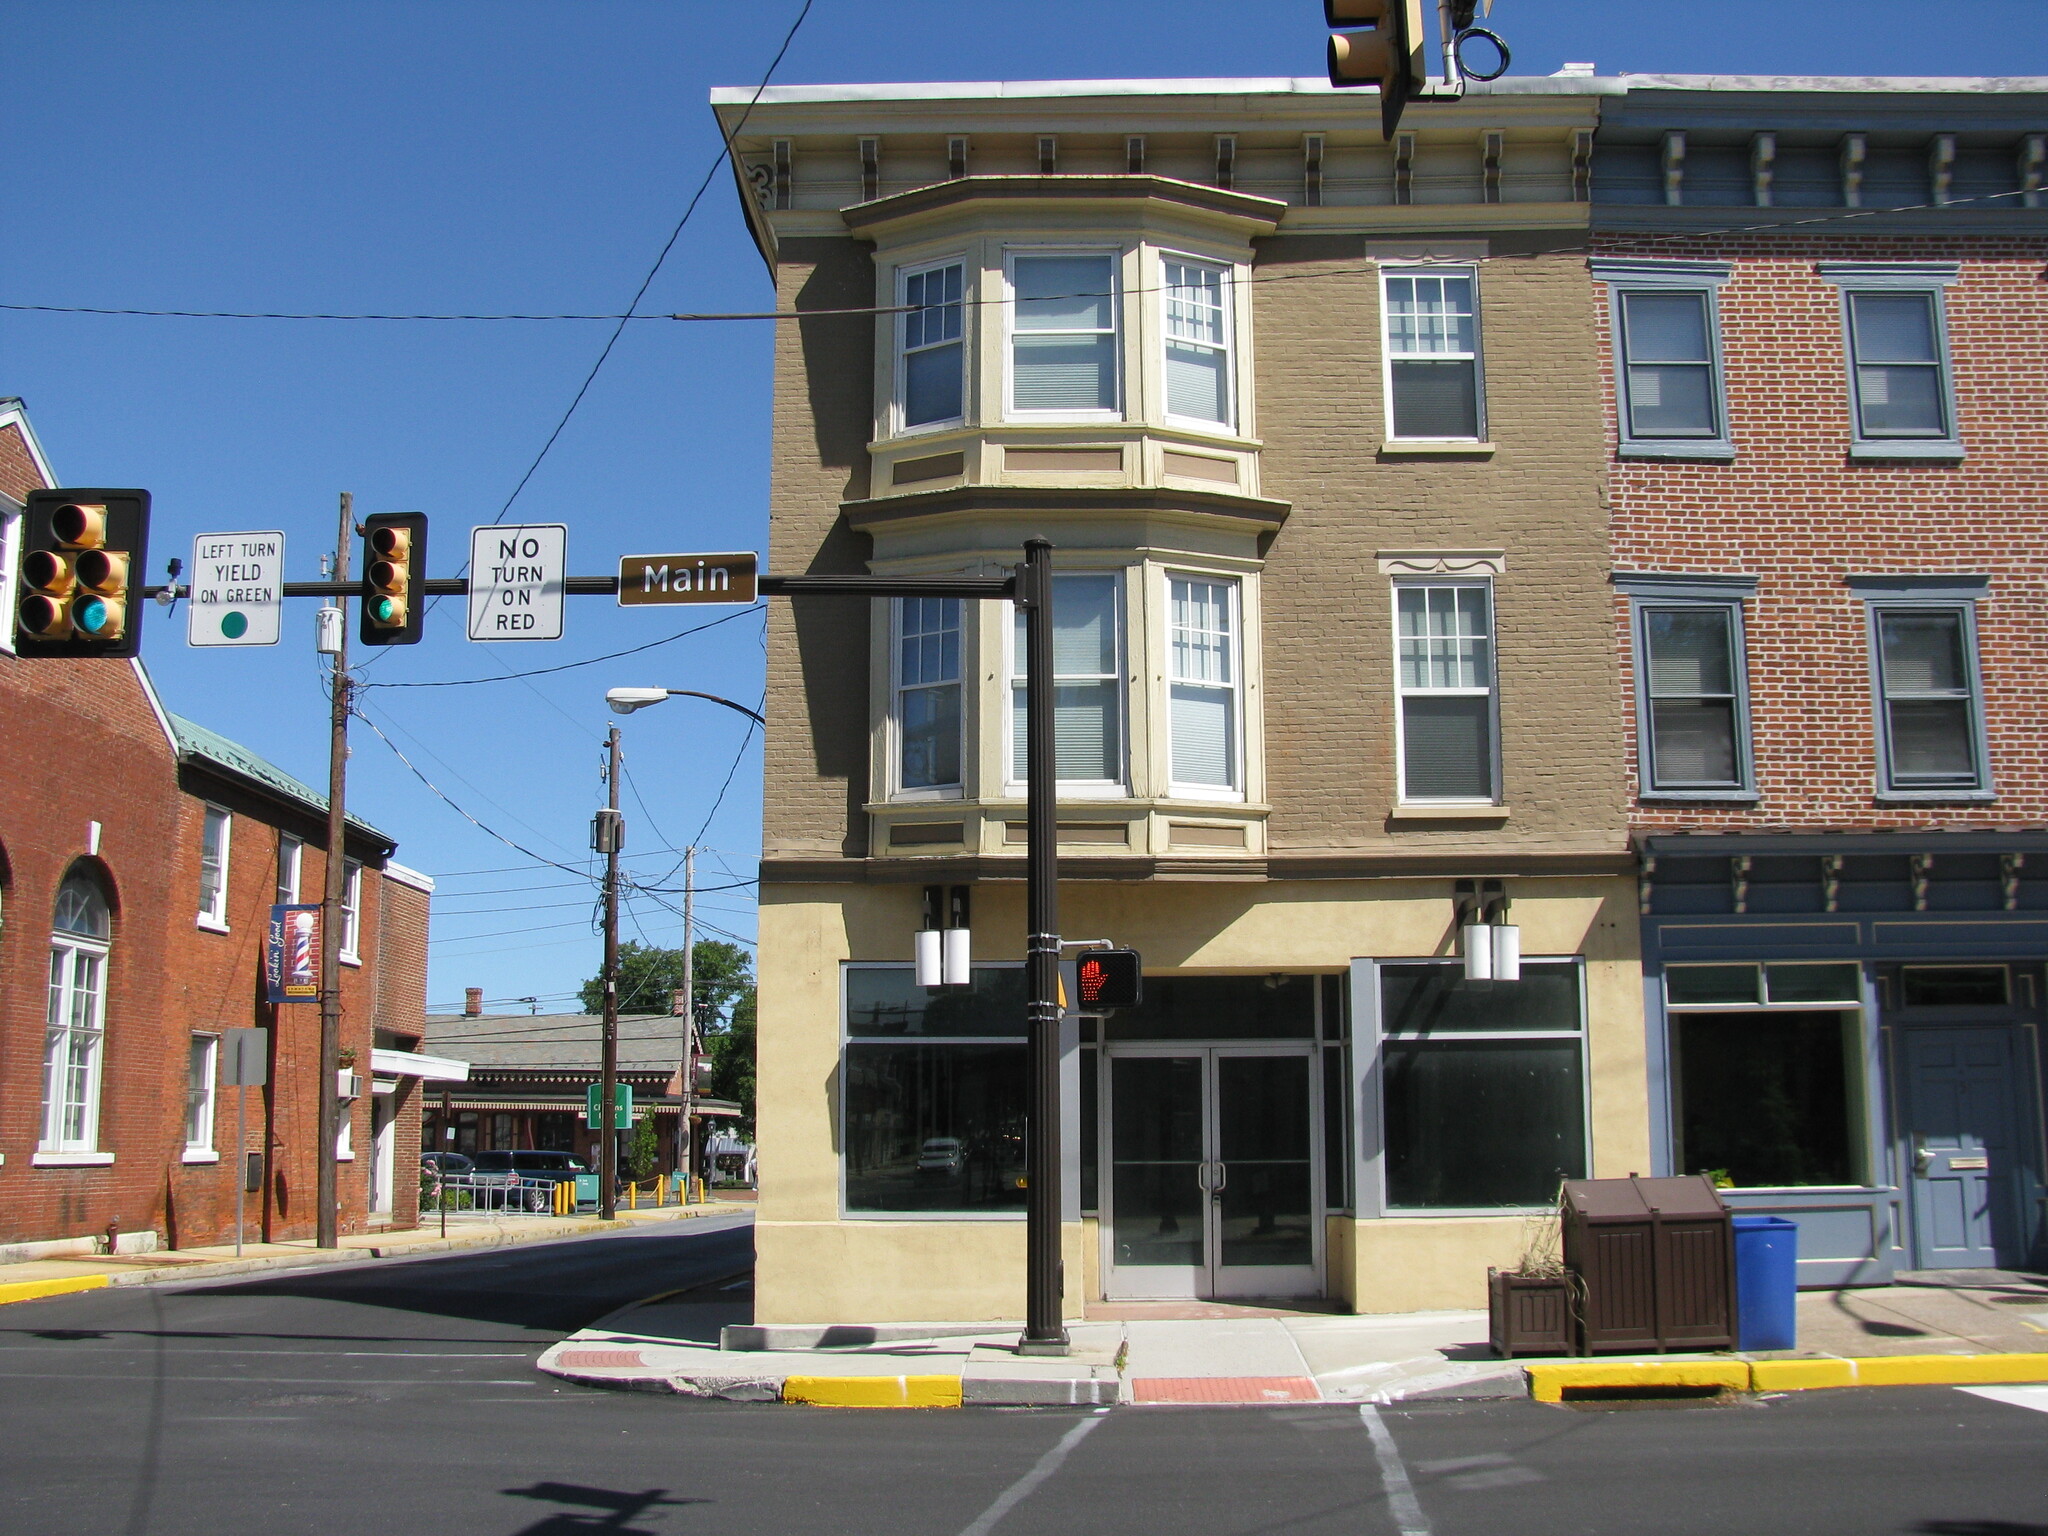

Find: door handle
<box><xmin>1195</xmin><ymin>1163</ymin><xmax>1212</xmax><ymax>1194</ymax></box>
<box><xmin>1913</xmin><ymin>1146</ymin><xmax>1937</xmax><ymax>1177</ymax></box>
<box><xmin>1211</xmin><ymin>1161</ymin><xmax>1227</xmax><ymax>1197</ymax></box>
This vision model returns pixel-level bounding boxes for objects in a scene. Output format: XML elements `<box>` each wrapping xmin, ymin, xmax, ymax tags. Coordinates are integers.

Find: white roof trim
<box><xmin>382</xmin><ymin>860</ymin><xmax>437</xmax><ymax>894</ymax></box>
<box><xmin>372</xmin><ymin>1047</ymin><xmax>470</xmax><ymax>1082</ymax></box>
<box><xmin>0</xmin><ymin>400</ymin><xmax>57</xmax><ymax>486</ymax></box>
<box><xmin>131</xmin><ymin>658</ymin><xmax>182</xmax><ymax>757</ymax></box>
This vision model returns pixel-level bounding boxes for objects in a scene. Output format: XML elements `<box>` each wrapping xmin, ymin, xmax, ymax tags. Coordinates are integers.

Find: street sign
<box><xmin>1077</xmin><ymin>948</ymin><xmax>1143</xmax><ymax>1010</ymax></box>
<box><xmin>188</xmin><ymin>531</ymin><xmax>284</xmax><ymax>646</ymax></box>
<box><xmin>220</xmin><ymin>1028</ymin><xmax>269</xmax><ymax>1087</ymax></box>
<box><xmin>584</xmin><ymin>1082</ymin><xmax>633</xmax><ymax>1130</ymax></box>
<box><xmin>468</xmin><ymin>523</ymin><xmax>566</xmax><ymax>641</ymax></box>
<box><xmin>617</xmin><ymin>551</ymin><xmax>757</xmax><ymax>606</ymax></box>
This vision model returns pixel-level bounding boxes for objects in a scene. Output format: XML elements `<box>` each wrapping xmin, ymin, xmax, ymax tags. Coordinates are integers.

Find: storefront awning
<box><xmin>372</xmin><ymin>1048</ymin><xmax>470</xmax><ymax>1083</ymax></box>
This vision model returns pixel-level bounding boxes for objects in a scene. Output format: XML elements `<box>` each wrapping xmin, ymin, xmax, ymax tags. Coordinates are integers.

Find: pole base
<box><xmin>1016</xmin><ymin>1333</ymin><xmax>1072</xmax><ymax>1357</ymax></box>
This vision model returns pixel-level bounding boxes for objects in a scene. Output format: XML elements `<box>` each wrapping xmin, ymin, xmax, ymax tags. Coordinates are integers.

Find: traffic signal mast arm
<box><xmin>143</xmin><ymin>572</ymin><xmax>1022</xmax><ymax>599</ymax></box>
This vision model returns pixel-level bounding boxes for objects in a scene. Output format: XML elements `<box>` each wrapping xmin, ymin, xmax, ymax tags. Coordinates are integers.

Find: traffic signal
<box><xmin>13</xmin><ymin>489</ymin><xmax>151</xmax><ymax>658</ymax></box>
<box><xmin>1076</xmin><ymin>949</ymin><xmax>1143</xmax><ymax>1011</ymax></box>
<box><xmin>1325</xmin><ymin>0</ymin><xmax>1427</xmax><ymax>139</ymax></box>
<box><xmin>358</xmin><ymin>511</ymin><xmax>427</xmax><ymax>645</ymax></box>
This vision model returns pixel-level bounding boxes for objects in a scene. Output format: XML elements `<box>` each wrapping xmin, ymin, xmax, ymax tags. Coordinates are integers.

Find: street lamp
<box><xmin>593</xmin><ymin>685</ymin><xmax>763</xmax><ymax>1217</ymax></box>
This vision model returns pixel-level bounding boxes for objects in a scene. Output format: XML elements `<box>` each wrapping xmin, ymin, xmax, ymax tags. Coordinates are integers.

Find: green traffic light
<box><xmin>371</xmin><ymin>596</ymin><xmax>397</xmax><ymax>623</ymax></box>
<box><xmin>74</xmin><ymin>596</ymin><xmax>112</xmax><ymax>635</ymax></box>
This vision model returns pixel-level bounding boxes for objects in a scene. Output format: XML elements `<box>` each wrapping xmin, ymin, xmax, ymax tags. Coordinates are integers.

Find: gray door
<box><xmin>1900</xmin><ymin>1027</ymin><xmax>2026</xmax><ymax>1270</ymax></box>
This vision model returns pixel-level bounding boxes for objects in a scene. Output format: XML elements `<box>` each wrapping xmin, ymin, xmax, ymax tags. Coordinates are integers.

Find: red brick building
<box><xmin>0</xmin><ymin>399</ymin><xmax>444</xmax><ymax>1257</ymax></box>
<box><xmin>1591</xmin><ymin>80</ymin><xmax>2048</xmax><ymax>1282</ymax></box>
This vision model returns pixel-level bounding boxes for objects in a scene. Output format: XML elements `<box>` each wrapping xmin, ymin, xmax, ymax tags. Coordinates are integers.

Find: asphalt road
<box><xmin>1</xmin><ymin>1216</ymin><xmax>2043</xmax><ymax>1536</ymax></box>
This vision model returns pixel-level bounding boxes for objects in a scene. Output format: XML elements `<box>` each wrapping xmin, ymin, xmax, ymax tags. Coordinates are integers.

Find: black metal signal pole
<box><xmin>1016</xmin><ymin>536</ymin><xmax>1068</xmax><ymax>1354</ymax></box>
<box><xmin>598</xmin><ymin>726</ymin><xmax>622</xmax><ymax>1221</ymax></box>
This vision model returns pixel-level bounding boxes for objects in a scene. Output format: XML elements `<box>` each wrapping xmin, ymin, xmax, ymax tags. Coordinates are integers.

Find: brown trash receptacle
<box><xmin>1562</xmin><ymin>1174</ymin><xmax>1734</xmax><ymax>1354</ymax></box>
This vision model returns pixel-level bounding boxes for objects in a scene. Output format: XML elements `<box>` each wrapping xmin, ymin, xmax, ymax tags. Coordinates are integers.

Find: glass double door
<box><xmin>1103</xmin><ymin>1045</ymin><xmax>1321</xmax><ymax>1299</ymax></box>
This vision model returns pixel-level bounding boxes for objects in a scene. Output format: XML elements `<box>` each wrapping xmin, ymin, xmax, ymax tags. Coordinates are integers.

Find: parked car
<box><xmin>420</xmin><ymin>1152</ymin><xmax>473</xmax><ymax>1177</ymax></box>
<box><xmin>915</xmin><ymin>1138</ymin><xmax>965</xmax><ymax>1183</ymax></box>
<box><xmin>469</xmin><ymin>1150</ymin><xmax>586</xmax><ymax>1211</ymax></box>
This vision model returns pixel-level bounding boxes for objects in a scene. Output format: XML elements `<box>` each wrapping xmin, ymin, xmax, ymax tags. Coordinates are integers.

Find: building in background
<box><xmin>0</xmin><ymin>398</ymin><xmax>447</xmax><ymax>1255</ymax></box>
<box><xmin>719</xmin><ymin>73</ymin><xmax>1644</xmax><ymax>1322</ymax></box>
<box><xmin>1594</xmin><ymin>78</ymin><xmax>2048</xmax><ymax>1280</ymax></box>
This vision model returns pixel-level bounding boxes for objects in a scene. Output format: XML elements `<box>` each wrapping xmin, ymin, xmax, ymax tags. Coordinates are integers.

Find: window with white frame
<box><xmin>1821</xmin><ymin>264</ymin><xmax>1962</xmax><ymax>458</ymax></box>
<box><xmin>1395</xmin><ymin>582</ymin><xmax>1496</xmax><ymax>802</ymax></box>
<box><xmin>198</xmin><ymin>805</ymin><xmax>231</xmax><ymax>928</ymax></box>
<box><xmin>899</xmin><ymin>260</ymin><xmax>965</xmax><ymax>430</ymax></box>
<box><xmin>1162</xmin><ymin>258</ymin><xmax>1233</xmax><ymax>428</ymax></box>
<box><xmin>0</xmin><ymin>492</ymin><xmax>22</xmax><ymax>657</ymax></box>
<box><xmin>1010</xmin><ymin>573</ymin><xmax>1123</xmax><ymax>790</ymax></box>
<box><xmin>276</xmin><ymin>834</ymin><xmax>302</xmax><ymax>905</ymax></box>
<box><xmin>185</xmin><ymin>1035</ymin><xmax>219</xmax><ymax>1152</ymax></box>
<box><xmin>895</xmin><ymin>597</ymin><xmax>963</xmax><ymax>794</ymax></box>
<box><xmin>1382</xmin><ymin>268</ymin><xmax>1483</xmax><ymax>440</ymax></box>
<box><xmin>340</xmin><ymin>860</ymin><xmax>363</xmax><ymax>960</ymax></box>
<box><xmin>1168</xmin><ymin>575</ymin><xmax>1239</xmax><ymax>794</ymax></box>
<box><xmin>1008</xmin><ymin>252</ymin><xmax>1120</xmax><ymax>416</ymax></box>
<box><xmin>1639</xmin><ymin>602</ymin><xmax>1751</xmax><ymax>794</ymax></box>
<box><xmin>1870</xmin><ymin>602</ymin><xmax>1988</xmax><ymax>795</ymax></box>
<box><xmin>41</xmin><ymin>868</ymin><xmax>111</xmax><ymax>1152</ymax></box>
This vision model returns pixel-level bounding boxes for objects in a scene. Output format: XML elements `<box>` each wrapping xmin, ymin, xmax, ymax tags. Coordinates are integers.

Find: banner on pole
<box><xmin>265</xmin><ymin>904</ymin><xmax>322</xmax><ymax>1003</ymax></box>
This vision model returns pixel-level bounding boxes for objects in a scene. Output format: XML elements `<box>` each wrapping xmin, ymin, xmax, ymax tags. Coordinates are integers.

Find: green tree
<box><xmin>622</xmin><ymin>1114</ymin><xmax>661</xmax><ymax>1182</ymax></box>
<box><xmin>580</xmin><ymin>940</ymin><xmax>756</xmax><ymax>1137</ymax></box>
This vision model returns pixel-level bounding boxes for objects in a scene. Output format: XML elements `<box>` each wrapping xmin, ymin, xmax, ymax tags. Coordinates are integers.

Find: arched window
<box><xmin>42</xmin><ymin>867</ymin><xmax>111</xmax><ymax>1152</ymax></box>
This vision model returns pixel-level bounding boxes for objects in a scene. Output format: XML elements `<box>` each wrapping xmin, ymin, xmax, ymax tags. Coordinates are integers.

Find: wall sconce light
<box><xmin>1456</xmin><ymin>880</ymin><xmax>1520</xmax><ymax>983</ymax></box>
<box><xmin>919</xmin><ymin>884</ymin><xmax>972</xmax><ymax>988</ymax></box>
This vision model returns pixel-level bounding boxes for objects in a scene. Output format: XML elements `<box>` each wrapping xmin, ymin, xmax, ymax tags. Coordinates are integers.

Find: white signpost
<box><xmin>188</xmin><ymin>532</ymin><xmax>285</xmax><ymax>647</ymax></box>
<box><xmin>468</xmin><ymin>523</ymin><xmax>566</xmax><ymax>641</ymax></box>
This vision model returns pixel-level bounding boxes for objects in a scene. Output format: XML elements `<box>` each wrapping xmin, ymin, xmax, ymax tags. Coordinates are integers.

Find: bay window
<box><xmin>899</xmin><ymin>260</ymin><xmax>965</xmax><ymax>430</ymax></box>
<box><xmin>1168</xmin><ymin>575</ymin><xmax>1239</xmax><ymax>795</ymax></box>
<box><xmin>1010</xmin><ymin>572</ymin><xmax>1124</xmax><ymax>791</ymax></box>
<box><xmin>1162</xmin><ymin>258</ymin><xmax>1233</xmax><ymax>428</ymax></box>
<box><xmin>1008</xmin><ymin>252</ymin><xmax>1119</xmax><ymax>417</ymax></box>
<box><xmin>894</xmin><ymin>596</ymin><xmax>963</xmax><ymax>794</ymax></box>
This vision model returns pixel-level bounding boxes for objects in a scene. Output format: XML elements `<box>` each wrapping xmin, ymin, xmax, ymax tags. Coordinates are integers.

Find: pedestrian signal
<box><xmin>1076</xmin><ymin>949</ymin><xmax>1142</xmax><ymax>1011</ymax></box>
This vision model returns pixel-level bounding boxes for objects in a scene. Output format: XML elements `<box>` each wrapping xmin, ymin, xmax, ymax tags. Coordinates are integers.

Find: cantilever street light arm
<box><xmin>604</xmin><ymin>687</ymin><xmax>765</xmax><ymax>726</ymax></box>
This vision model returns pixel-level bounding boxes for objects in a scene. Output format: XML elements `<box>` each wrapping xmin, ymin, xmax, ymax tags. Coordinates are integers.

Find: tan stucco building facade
<box><xmin>717</xmin><ymin>74</ymin><xmax>1646</xmax><ymax>1322</ymax></box>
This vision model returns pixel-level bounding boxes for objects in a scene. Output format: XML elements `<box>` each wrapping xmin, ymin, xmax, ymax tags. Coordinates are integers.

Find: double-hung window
<box><xmin>1856</xmin><ymin>580</ymin><xmax>1991</xmax><ymax>797</ymax></box>
<box><xmin>1372</xmin><ymin>960</ymin><xmax>1587</xmax><ymax>1210</ymax></box>
<box><xmin>0</xmin><ymin>491</ymin><xmax>21</xmax><ymax>657</ymax></box>
<box><xmin>894</xmin><ymin>597</ymin><xmax>963</xmax><ymax>794</ymax></box>
<box><xmin>340</xmin><ymin>860</ymin><xmax>363</xmax><ymax>962</ymax></box>
<box><xmin>185</xmin><ymin>1036</ymin><xmax>219</xmax><ymax>1155</ymax></box>
<box><xmin>198</xmin><ymin>805</ymin><xmax>232</xmax><ymax>929</ymax></box>
<box><xmin>1394</xmin><ymin>582</ymin><xmax>1496</xmax><ymax>802</ymax></box>
<box><xmin>1161</xmin><ymin>258</ymin><xmax>1233</xmax><ymax>429</ymax></box>
<box><xmin>1594</xmin><ymin>260</ymin><xmax>1734</xmax><ymax>459</ymax></box>
<box><xmin>1167</xmin><ymin>575</ymin><xmax>1239</xmax><ymax>796</ymax></box>
<box><xmin>1821</xmin><ymin>264</ymin><xmax>1962</xmax><ymax>459</ymax></box>
<box><xmin>898</xmin><ymin>261</ymin><xmax>965</xmax><ymax>430</ymax></box>
<box><xmin>1381</xmin><ymin>267</ymin><xmax>1483</xmax><ymax>440</ymax></box>
<box><xmin>276</xmin><ymin>834</ymin><xmax>302</xmax><ymax>905</ymax></box>
<box><xmin>1008</xmin><ymin>252</ymin><xmax>1120</xmax><ymax>417</ymax></box>
<box><xmin>42</xmin><ymin>870</ymin><xmax>111</xmax><ymax>1154</ymax></box>
<box><xmin>1010</xmin><ymin>573</ymin><xmax>1124</xmax><ymax>791</ymax></box>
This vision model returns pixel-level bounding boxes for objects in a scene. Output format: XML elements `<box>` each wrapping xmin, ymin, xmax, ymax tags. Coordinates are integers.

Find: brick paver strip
<box><xmin>556</xmin><ymin>1350</ymin><xmax>647</xmax><ymax>1369</ymax></box>
<box><xmin>1132</xmin><ymin>1377</ymin><xmax>1320</xmax><ymax>1404</ymax></box>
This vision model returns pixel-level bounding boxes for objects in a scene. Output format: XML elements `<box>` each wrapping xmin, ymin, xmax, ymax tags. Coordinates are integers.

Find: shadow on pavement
<box><xmin>503</xmin><ymin>1482</ymin><xmax>707</xmax><ymax>1535</ymax></box>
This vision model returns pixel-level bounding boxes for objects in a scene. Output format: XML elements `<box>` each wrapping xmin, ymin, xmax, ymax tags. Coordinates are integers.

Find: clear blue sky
<box><xmin>7</xmin><ymin>2</ymin><xmax>2042</xmax><ymax>1014</ymax></box>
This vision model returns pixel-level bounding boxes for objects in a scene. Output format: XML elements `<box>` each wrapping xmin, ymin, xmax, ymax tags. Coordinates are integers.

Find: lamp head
<box><xmin>605</xmin><ymin>687</ymin><xmax>670</xmax><ymax>715</ymax></box>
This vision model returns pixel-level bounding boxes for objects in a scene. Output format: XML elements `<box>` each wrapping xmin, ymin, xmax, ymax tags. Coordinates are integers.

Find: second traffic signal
<box><xmin>13</xmin><ymin>489</ymin><xmax>152</xmax><ymax>659</ymax></box>
<box><xmin>358</xmin><ymin>512</ymin><xmax>428</xmax><ymax>645</ymax></box>
<box><xmin>1325</xmin><ymin>0</ymin><xmax>1427</xmax><ymax>139</ymax></box>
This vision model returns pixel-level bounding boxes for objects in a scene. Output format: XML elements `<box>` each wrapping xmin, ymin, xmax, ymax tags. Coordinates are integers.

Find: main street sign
<box><xmin>188</xmin><ymin>531</ymin><xmax>284</xmax><ymax>646</ymax></box>
<box><xmin>468</xmin><ymin>523</ymin><xmax>566</xmax><ymax>641</ymax></box>
<box><xmin>617</xmin><ymin>551</ymin><xmax>758</xmax><ymax>606</ymax></box>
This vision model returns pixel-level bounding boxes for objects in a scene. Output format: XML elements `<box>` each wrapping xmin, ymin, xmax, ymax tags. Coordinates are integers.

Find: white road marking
<box><xmin>954</xmin><ymin>1408</ymin><xmax>1109</xmax><ymax>1536</ymax></box>
<box><xmin>1959</xmin><ymin>1385</ymin><xmax>2048</xmax><ymax>1414</ymax></box>
<box><xmin>1413</xmin><ymin>1452</ymin><xmax>1545</xmax><ymax>1492</ymax></box>
<box><xmin>1359</xmin><ymin>1405</ymin><xmax>1431</xmax><ymax>1536</ymax></box>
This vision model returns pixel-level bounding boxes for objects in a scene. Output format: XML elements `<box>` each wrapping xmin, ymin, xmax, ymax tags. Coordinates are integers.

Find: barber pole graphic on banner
<box><xmin>266</xmin><ymin>904</ymin><xmax>322</xmax><ymax>1003</ymax></box>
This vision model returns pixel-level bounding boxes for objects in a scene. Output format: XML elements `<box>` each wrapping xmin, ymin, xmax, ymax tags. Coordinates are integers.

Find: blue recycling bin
<box><xmin>1732</xmin><ymin>1215</ymin><xmax>1799</xmax><ymax>1352</ymax></box>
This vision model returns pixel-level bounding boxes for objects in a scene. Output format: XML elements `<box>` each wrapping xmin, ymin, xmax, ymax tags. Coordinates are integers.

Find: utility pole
<box><xmin>681</xmin><ymin>845</ymin><xmax>695</xmax><ymax>1202</ymax></box>
<box><xmin>597</xmin><ymin>725</ymin><xmax>623</xmax><ymax>1221</ymax></box>
<box><xmin>1017</xmin><ymin>537</ymin><xmax>1067</xmax><ymax>1354</ymax></box>
<box><xmin>316</xmin><ymin>491</ymin><xmax>353</xmax><ymax>1250</ymax></box>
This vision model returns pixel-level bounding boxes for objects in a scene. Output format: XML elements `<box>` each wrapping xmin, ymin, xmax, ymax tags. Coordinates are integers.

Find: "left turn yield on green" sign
<box><xmin>188</xmin><ymin>532</ymin><xmax>284</xmax><ymax>647</ymax></box>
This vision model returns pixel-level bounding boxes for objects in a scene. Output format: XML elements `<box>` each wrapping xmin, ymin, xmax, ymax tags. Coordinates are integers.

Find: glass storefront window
<box><xmin>1675</xmin><ymin>1010</ymin><xmax>1860</xmax><ymax>1187</ymax></box>
<box><xmin>1764</xmin><ymin>963</ymin><xmax>1862</xmax><ymax>1005</ymax></box>
<box><xmin>1103</xmin><ymin>974</ymin><xmax>1315</xmax><ymax>1041</ymax></box>
<box><xmin>842</xmin><ymin>1042</ymin><xmax>1027</xmax><ymax>1213</ymax></box>
<box><xmin>846</xmin><ymin>965</ymin><xmax>1026</xmax><ymax>1037</ymax></box>
<box><xmin>1380</xmin><ymin>962</ymin><xmax>1581</xmax><ymax>1033</ymax></box>
<box><xmin>1900</xmin><ymin>966</ymin><xmax>2008</xmax><ymax>1008</ymax></box>
<box><xmin>1384</xmin><ymin>1038</ymin><xmax>1586</xmax><ymax>1208</ymax></box>
<box><xmin>1665</xmin><ymin>964</ymin><xmax>1762</xmax><ymax>1006</ymax></box>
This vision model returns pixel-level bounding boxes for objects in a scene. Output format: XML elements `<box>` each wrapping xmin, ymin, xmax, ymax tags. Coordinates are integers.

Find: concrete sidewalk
<box><xmin>537</xmin><ymin>1270</ymin><xmax>2048</xmax><ymax>1408</ymax></box>
<box><xmin>0</xmin><ymin>1201</ymin><xmax>752</xmax><ymax>1305</ymax></box>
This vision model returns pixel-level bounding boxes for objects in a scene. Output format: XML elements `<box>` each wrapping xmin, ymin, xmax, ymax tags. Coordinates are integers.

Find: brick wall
<box><xmin>1597</xmin><ymin>234</ymin><xmax>2048</xmax><ymax>831</ymax></box>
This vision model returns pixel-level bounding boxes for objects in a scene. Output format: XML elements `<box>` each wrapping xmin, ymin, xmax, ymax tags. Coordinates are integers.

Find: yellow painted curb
<box><xmin>782</xmin><ymin>1374</ymin><xmax>962</xmax><ymax>1409</ymax></box>
<box><xmin>1849</xmin><ymin>1353</ymin><xmax>2048</xmax><ymax>1388</ymax></box>
<box><xmin>1527</xmin><ymin>1360</ymin><xmax>1750</xmax><ymax>1404</ymax></box>
<box><xmin>0</xmin><ymin>1275</ymin><xmax>110</xmax><ymax>1307</ymax></box>
<box><xmin>1750</xmin><ymin>1358</ymin><xmax>1857</xmax><ymax>1391</ymax></box>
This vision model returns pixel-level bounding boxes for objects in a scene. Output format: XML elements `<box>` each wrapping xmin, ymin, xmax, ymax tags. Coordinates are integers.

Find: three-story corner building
<box><xmin>1592</xmin><ymin>78</ymin><xmax>2048</xmax><ymax>1282</ymax></box>
<box><xmin>717</xmin><ymin>74</ymin><xmax>1646</xmax><ymax>1322</ymax></box>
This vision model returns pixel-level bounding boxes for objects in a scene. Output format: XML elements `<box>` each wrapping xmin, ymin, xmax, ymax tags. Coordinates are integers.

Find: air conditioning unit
<box><xmin>337</xmin><ymin>1071</ymin><xmax>362</xmax><ymax>1101</ymax></box>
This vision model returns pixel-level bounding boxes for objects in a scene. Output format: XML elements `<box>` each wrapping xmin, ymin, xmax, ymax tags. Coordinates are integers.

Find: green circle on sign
<box><xmin>221</xmin><ymin>611</ymin><xmax>248</xmax><ymax>639</ymax></box>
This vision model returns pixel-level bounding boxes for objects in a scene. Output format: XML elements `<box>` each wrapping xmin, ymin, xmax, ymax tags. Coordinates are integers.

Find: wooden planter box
<box><xmin>1489</xmin><ymin>1269</ymin><xmax>1576</xmax><ymax>1358</ymax></box>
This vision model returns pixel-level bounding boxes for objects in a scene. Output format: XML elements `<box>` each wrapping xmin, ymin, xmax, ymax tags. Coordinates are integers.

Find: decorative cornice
<box><xmin>1377</xmin><ymin>549</ymin><xmax>1506</xmax><ymax>577</ymax></box>
<box><xmin>842</xmin><ymin>483</ymin><xmax>1291</xmax><ymax>532</ymax></box>
<box><xmin>842</xmin><ymin>174</ymin><xmax>1288</xmax><ymax>236</ymax></box>
<box><xmin>761</xmin><ymin>846</ymin><xmax>1633</xmax><ymax>884</ymax></box>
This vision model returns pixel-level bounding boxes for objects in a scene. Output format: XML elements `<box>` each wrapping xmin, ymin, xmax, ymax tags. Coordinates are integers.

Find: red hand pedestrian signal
<box><xmin>1076</xmin><ymin>949</ymin><xmax>1142</xmax><ymax>1010</ymax></box>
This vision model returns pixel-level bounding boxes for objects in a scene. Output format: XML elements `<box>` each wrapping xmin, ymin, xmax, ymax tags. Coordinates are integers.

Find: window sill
<box><xmin>181</xmin><ymin>1149</ymin><xmax>221</xmax><ymax>1165</ymax></box>
<box><xmin>1848</xmin><ymin>441</ymin><xmax>1964</xmax><ymax>463</ymax></box>
<box><xmin>336</xmin><ymin>1152</ymin><xmax>355</xmax><ymax>1163</ymax></box>
<box><xmin>1640</xmin><ymin>789</ymin><xmax>1760</xmax><ymax>803</ymax></box>
<box><xmin>197</xmin><ymin>917</ymin><xmax>230</xmax><ymax>934</ymax></box>
<box><xmin>1377</xmin><ymin>441</ymin><xmax>1494</xmax><ymax>459</ymax></box>
<box><xmin>1618</xmin><ymin>441</ymin><xmax>1735</xmax><ymax>462</ymax></box>
<box><xmin>32</xmin><ymin>1151</ymin><xmax>114</xmax><ymax>1168</ymax></box>
<box><xmin>340</xmin><ymin>953</ymin><xmax>362</xmax><ymax>968</ymax></box>
<box><xmin>1387</xmin><ymin>803</ymin><xmax>1509</xmax><ymax>822</ymax></box>
<box><xmin>1874</xmin><ymin>789</ymin><xmax>1995</xmax><ymax>803</ymax></box>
